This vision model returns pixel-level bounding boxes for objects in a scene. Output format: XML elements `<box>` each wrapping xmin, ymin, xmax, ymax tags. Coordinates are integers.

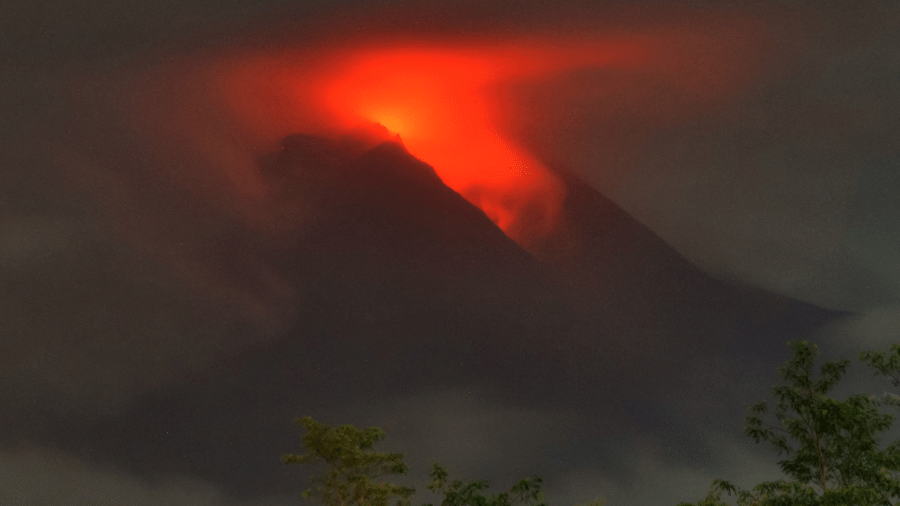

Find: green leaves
<box><xmin>680</xmin><ymin>341</ymin><xmax>900</xmax><ymax>506</ymax></box>
<box><xmin>425</xmin><ymin>463</ymin><xmax>547</xmax><ymax>506</ymax></box>
<box><xmin>285</xmin><ymin>342</ymin><xmax>900</xmax><ymax>506</ymax></box>
<box><xmin>285</xmin><ymin>417</ymin><xmax>606</xmax><ymax>506</ymax></box>
<box><xmin>283</xmin><ymin>416</ymin><xmax>415</xmax><ymax>506</ymax></box>
<box><xmin>862</xmin><ymin>345</ymin><xmax>900</xmax><ymax>387</ymax></box>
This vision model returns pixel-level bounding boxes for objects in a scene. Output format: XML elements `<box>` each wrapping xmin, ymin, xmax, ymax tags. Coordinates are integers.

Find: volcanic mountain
<box><xmin>34</xmin><ymin>133</ymin><xmax>838</xmax><ymax>499</ymax></box>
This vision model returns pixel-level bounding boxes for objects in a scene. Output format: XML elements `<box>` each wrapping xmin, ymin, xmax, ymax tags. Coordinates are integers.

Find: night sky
<box><xmin>2</xmin><ymin>1</ymin><xmax>899</xmax><ymax>505</ymax></box>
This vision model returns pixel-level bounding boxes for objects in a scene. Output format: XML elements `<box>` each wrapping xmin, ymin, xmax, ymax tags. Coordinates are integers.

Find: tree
<box><xmin>283</xmin><ymin>416</ymin><xmax>415</xmax><ymax>506</ymax></box>
<box><xmin>424</xmin><ymin>463</ymin><xmax>550</xmax><ymax>506</ymax></box>
<box><xmin>284</xmin><ymin>417</ymin><xmax>606</xmax><ymax>506</ymax></box>
<box><xmin>862</xmin><ymin>345</ymin><xmax>900</xmax><ymax>388</ymax></box>
<box><xmin>424</xmin><ymin>463</ymin><xmax>605</xmax><ymax>506</ymax></box>
<box><xmin>678</xmin><ymin>341</ymin><xmax>900</xmax><ymax>506</ymax></box>
<box><xmin>862</xmin><ymin>345</ymin><xmax>900</xmax><ymax>412</ymax></box>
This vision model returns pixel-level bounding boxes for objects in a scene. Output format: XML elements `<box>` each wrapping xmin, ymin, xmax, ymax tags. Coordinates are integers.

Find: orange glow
<box><xmin>307</xmin><ymin>42</ymin><xmax>653</xmax><ymax>242</ymax></box>
<box><xmin>142</xmin><ymin>13</ymin><xmax>772</xmax><ymax>247</ymax></box>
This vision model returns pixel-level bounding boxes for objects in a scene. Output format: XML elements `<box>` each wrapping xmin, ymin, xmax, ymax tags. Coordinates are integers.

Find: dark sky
<box><xmin>2</xmin><ymin>1</ymin><xmax>899</xmax><ymax>505</ymax></box>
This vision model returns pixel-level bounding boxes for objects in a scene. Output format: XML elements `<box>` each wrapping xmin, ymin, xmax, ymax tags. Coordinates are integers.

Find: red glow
<box><xmin>134</xmin><ymin>13</ymin><xmax>772</xmax><ymax>247</ymax></box>
<box><xmin>308</xmin><ymin>42</ymin><xmax>652</xmax><ymax>241</ymax></box>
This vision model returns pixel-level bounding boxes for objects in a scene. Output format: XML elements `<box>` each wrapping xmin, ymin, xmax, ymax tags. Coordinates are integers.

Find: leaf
<box><xmin>679</xmin><ymin>341</ymin><xmax>900</xmax><ymax>506</ymax></box>
<box><xmin>284</xmin><ymin>417</ymin><xmax>415</xmax><ymax>506</ymax></box>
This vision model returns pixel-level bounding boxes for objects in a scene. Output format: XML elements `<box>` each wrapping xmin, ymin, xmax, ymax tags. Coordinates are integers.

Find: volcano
<box><xmin>32</xmin><ymin>133</ymin><xmax>838</xmax><ymax>499</ymax></box>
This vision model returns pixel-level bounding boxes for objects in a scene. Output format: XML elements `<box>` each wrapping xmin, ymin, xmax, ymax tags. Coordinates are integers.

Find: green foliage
<box><xmin>862</xmin><ymin>345</ymin><xmax>900</xmax><ymax>409</ymax></box>
<box><xmin>283</xmin><ymin>416</ymin><xmax>415</xmax><ymax>506</ymax></box>
<box><xmin>424</xmin><ymin>463</ymin><xmax>550</xmax><ymax>506</ymax></box>
<box><xmin>285</xmin><ymin>418</ymin><xmax>607</xmax><ymax>506</ymax></box>
<box><xmin>676</xmin><ymin>479</ymin><xmax>761</xmax><ymax>506</ymax></box>
<box><xmin>744</xmin><ymin>341</ymin><xmax>897</xmax><ymax>496</ymax></box>
<box><xmin>862</xmin><ymin>345</ymin><xmax>900</xmax><ymax>388</ymax></box>
<box><xmin>679</xmin><ymin>341</ymin><xmax>900</xmax><ymax>506</ymax></box>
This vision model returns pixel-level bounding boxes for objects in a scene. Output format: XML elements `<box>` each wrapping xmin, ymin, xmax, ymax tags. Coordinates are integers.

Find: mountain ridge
<box><xmin>24</xmin><ymin>132</ymin><xmax>840</xmax><ymax>500</ymax></box>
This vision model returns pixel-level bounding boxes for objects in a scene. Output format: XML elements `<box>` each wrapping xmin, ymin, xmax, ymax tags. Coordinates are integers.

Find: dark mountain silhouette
<box><xmin>259</xmin><ymin>134</ymin><xmax>575</xmax><ymax>386</ymax></box>
<box><xmin>529</xmin><ymin>172</ymin><xmax>839</xmax><ymax>397</ymax></box>
<box><xmin>33</xmin><ymin>133</ymin><xmax>838</xmax><ymax>499</ymax></box>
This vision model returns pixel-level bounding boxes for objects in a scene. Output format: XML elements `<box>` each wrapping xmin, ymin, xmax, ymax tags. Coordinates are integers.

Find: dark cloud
<box><xmin>500</xmin><ymin>0</ymin><xmax>900</xmax><ymax>311</ymax></box>
<box><xmin>0</xmin><ymin>447</ymin><xmax>293</xmax><ymax>506</ymax></box>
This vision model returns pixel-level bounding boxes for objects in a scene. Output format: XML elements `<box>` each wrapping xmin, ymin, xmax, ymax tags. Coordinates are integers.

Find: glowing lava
<box><xmin>177</xmin><ymin>14</ymin><xmax>770</xmax><ymax>245</ymax></box>
<box><xmin>309</xmin><ymin>42</ymin><xmax>649</xmax><ymax>240</ymax></box>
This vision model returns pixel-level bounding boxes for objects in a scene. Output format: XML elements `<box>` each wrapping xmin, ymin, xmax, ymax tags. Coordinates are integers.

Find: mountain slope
<box><xmin>29</xmin><ymin>133</ymin><xmax>838</xmax><ymax>499</ymax></box>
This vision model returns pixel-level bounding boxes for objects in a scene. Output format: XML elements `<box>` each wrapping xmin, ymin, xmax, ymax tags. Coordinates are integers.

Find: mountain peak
<box><xmin>262</xmin><ymin>133</ymin><xmax>445</xmax><ymax>196</ymax></box>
